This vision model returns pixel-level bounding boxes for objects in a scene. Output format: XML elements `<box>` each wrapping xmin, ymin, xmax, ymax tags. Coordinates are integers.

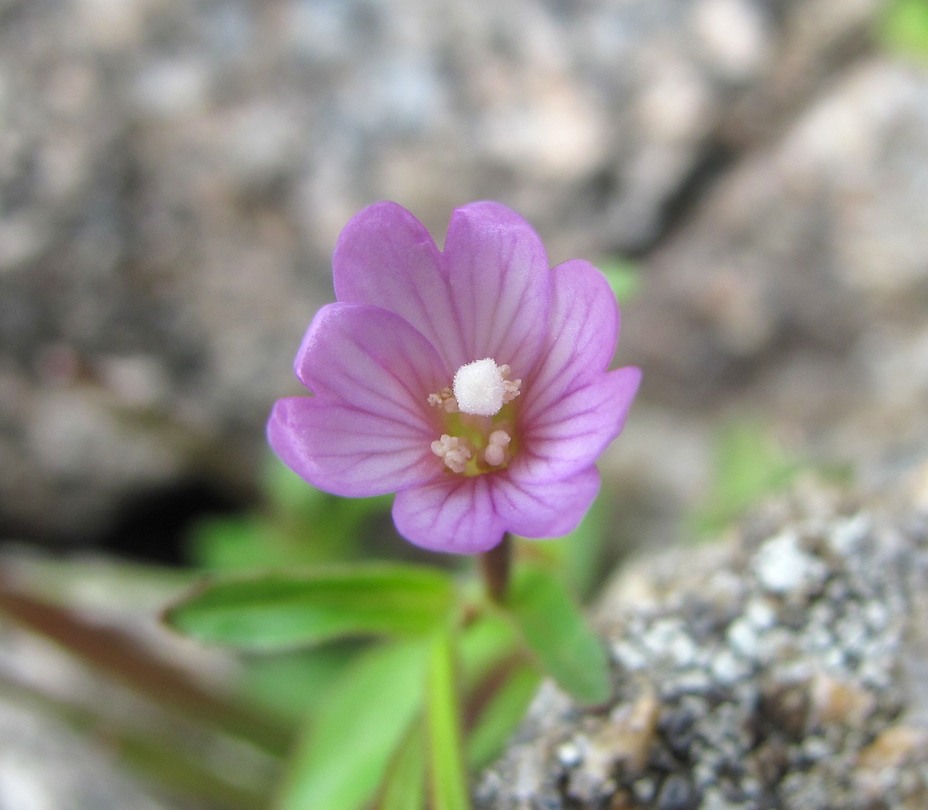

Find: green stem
<box><xmin>478</xmin><ymin>533</ymin><xmax>512</xmax><ymax>604</ymax></box>
<box><xmin>374</xmin><ymin>716</ymin><xmax>426</xmax><ymax>810</ymax></box>
<box><xmin>427</xmin><ymin>628</ymin><xmax>470</xmax><ymax>810</ymax></box>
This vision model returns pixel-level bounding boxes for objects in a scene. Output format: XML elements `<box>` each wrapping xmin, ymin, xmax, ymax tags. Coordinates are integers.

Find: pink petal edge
<box><xmin>333</xmin><ymin>200</ymin><xmax>553</xmax><ymax>377</ymax></box>
<box><xmin>520</xmin><ymin>258</ymin><xmax>620</xmax><ymax>422</ymax></box>
<box><xmin>332</xmin><ymin>202</ymin><xmax>466</xmax><ymax>371</ymax></box>
<box><xmin>268</xmin><ymin>397</ymin><xmax>440</xmax><ymax>498</ymax></box>
<box><xmin>293</xmin><ymin>302</ymin><xmax>448</xmax><ymax>422</ymax></box>
<box><xmin>516</xmin><ymin>366</ymin><xmax>642</xmax><ymax>483</ymax></box>
<box><xmin>493</xmin><ymin>465</ymin><xmax>602</xmax><ymax>539</ymax></box>
<box><xmin>392</xmin><ymin>476</ymin><xmax>507</xmax><ymax>554</ymax></box>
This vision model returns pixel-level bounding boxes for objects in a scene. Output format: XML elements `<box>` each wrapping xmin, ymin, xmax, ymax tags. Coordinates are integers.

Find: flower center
<box><xmin>427</xmin><ymin>359</ymin><xmax>521</xmax><ymax>476</ymax></box>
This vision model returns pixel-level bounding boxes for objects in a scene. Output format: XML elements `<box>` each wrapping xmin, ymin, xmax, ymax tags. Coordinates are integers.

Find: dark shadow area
<box><xmin>97</xmin><ymin>481</ymin><xmax>244</xmax><ymax>566</ymax></box>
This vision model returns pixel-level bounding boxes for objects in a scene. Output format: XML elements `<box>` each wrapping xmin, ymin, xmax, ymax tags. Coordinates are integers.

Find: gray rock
<box><xmin>626</xmin><ymin>59</ymin><xmax>928</xmax><ymax>431</ymax></box>
<box><xmin>475</xmin><ymin>478</ymin><xmax>928</xmax><ymax>808</ymax></box>
<box><xmin>616</xmin><ymin>57</ymin><xmax>928</xmax><ymax>552</ymax></box>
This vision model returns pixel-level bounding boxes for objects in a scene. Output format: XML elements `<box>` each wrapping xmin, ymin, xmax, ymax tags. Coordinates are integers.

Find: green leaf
<box><xmin>456</xmin><ymin>612</ymin><xmax>540</xmax><ymax>768</ymax></box>
<box><xmin>597</xmin><ymin>257</ymin><xmax>641</xmax><ymax>302</ymax></box>
<box><xmin>507</xmin><ymin>564</ymin><xmax>612</xmax><ymax>705</ymax></box>
<box><xmin>427</xmin><ymin>629</ymin><xmax>471</xmax><ymax>810</ymax></box>
<box><xmin>692</xmin><ymin>420</ymin><xmax>799</xmax><ymax>537</ymax></box>
<box><xmin>278</xmin><ymin>640</ymin><xmax>427</xmax><ymax>810</ymax></box>
<box><xmin>458</xmin><ymin>611</ymin><xmax>521</xmax><ymax>690</ymax></box>
<box><xmin>241</xmin><ymin>644</ymin><xmax>360</xmax><ymax>722</ymax></box>
<box><xmin>375</xmin><ymin>721</ymin><xmax>426</xmax><ymax>810</ymax></box>
<box><xmin>528</xmin><ymin>495</ymin><xmax>611</xmax><ymax>598</ymax></box>
<box><xmin>188</xmin><ymin>515</ymin><xmax>276</xmax><ymax>572</ymax></box>
<box><xmin>880</xmin><ymin>0</ymin><xmax>928</xmax><ymax>62</ymax></box>
<box><xmin>467</xmin><ymin>663</ymin><xmax>541</xmax><ymax>769</ymax></box>
<box><xmin>166</xmin><ymin>564</ymin><xmax>455</xmax><ymax>650</ymax></box>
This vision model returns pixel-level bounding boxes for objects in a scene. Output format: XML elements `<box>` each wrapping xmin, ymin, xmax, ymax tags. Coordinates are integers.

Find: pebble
<box><xmin>711</xmin><ymin>649</ymin><xmax>752</xmax><ymax>684</ymax></box>
<box><xmin>753</xmin><ymin>531</ymin><xmax>828</xmax><ymax>596</ymax></box>
<box><xmin>808</xmin><ymin>672</ymin><xmax>876</xmax><ymax>729</ymax></box>
<box><xmin>857</xmin><ymin>726</ymin><xmax>926</xmax><ymax>770</ymax></box>
<box><xmin>641</xmin><ymin>619</ymin><xmax>699</xmax><ymax>668</ymax></box>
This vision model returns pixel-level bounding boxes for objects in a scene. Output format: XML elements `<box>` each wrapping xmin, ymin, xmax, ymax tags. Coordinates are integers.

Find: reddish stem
<box><xmin>479</xmin><ymin>533</ymin><xmax>512</xmax><ymax>604</ymax></box>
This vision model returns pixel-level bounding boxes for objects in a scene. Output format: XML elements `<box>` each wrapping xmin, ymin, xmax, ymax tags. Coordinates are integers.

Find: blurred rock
<box><xmin>620</xmin><ymin>56</ymin><xmax>928</xmax><ymax>542</ymax></box>
<box><xmin>631</xmin><ymin>58</ymin><xmax>928</xmax><ymax>401</ymax></box>
<box><xmin>0</xmin><ymin>548</ymin><xmax>274</xmax><ymax>810</ymax></box>
<box><xmin>476</xmin><ymin>476</ymin><xmax>928</xmax><ymax>808</ymax></box>
<box><xmin>0</xmin><ymin>698</ymin><xmax>169</xmax><ymax>810</ymax></box>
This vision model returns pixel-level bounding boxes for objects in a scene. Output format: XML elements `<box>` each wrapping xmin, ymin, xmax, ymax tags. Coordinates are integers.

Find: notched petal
<box><xmin>333</xmin><ymin>203</ymin><xmax>438</xmax><ymax>301</ymax></box>
<box><xmin>293</xmin><ymin>303</ymin><xmax>448</xmax><ymax>422</ymax></box>
<box><xmin>332</xmin><ymin>202</ymin><xmax>469</xmax><ymax>364</ymax></box>
<box><xmin>442</xmin><ymin>201</ymin><xmax>552</xmax><ymax>373</ymax></box>
<box><xmin>522</xmin><ymin>259</ymin><xmax>620</xmax><ymax>421</ymax></box>
<box><xmin>518</xmin><ymin>366</ymin><xmax>642</xmax><ymax>481</ymax></box>
<box><xmin>494</xmin><ymin>466</ymin><xmax>602</xmax><ymax>539</ymax></box>
<box><xmin>392</xmin><ymin>477</ymin><xmax>506</xmax><ymax>554</ymax></box>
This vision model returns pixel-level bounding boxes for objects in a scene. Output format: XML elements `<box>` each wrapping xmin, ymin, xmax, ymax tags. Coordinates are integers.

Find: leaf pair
<box><xmin>165</xmin><ymin>555</ymin><xmax>614</xmax><ymax>809</ymax></box>
<box><xmin>166</xmin><ymin>564</ymin><xmax>469</xmax><ymax>808</ymax></box>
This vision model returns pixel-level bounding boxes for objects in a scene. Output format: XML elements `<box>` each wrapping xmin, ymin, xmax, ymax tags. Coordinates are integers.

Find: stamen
<box><xmin>497</xmin><ymin>365</ymin><xmax>522</xmax><ymax>404</ymax></box>
<box><xmin>431</xmin><ymin>434</ymin><xmax>471</xmax><ymax>474</ymax></box>
<box><xmin>484</xmin><ymin>430</ymin><xmax>512</xmax><ymax>466</ymax></box>
<box><xmin>427</xmin><ymin>387</ymin><xmax>458</xmax><ymax>413</ymax></box>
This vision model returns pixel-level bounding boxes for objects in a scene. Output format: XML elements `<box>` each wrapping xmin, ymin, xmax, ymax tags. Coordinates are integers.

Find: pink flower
<box><xmin>267</xmin><ymin>202</ymin><xmax>641</xmax><ymax>554</ymax></box>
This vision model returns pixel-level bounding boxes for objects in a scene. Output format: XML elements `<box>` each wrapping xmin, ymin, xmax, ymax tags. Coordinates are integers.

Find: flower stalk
<box><xmin>479</xmin><ymin>533</ymin><xmax>512</xmax><ymax>604</ymax></box>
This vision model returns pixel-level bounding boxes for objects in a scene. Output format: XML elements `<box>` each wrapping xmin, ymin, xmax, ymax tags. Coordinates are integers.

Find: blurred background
<box><xmin>1</xmin><ymin>0</ymin><xmax>928</xmax><ymax>806</ymax></box>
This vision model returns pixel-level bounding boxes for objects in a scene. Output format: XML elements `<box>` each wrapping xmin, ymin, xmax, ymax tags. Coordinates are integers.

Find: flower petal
<box><xmin>442</xmin><ymin>201</ymin><xmax>551</xmax><ymax>374</ymax></box>
<box><xmin>274</xmin><ymin>302</ymin><xmax>449</xmax><ymax>497</ymax></box>
<box><xmin>268</xmin><ymin>397</ymin><xmax>439</xmax><ymax>497</ymax></box>
<box><xmin>516</xmin><ymin>366</ymin><xmax>642</xmax><ymax>482</ymax></box>
<box><xmin>333</xmin><ymin>201</ymin><xmax>552</xmax><ymax>376</ymax></box>
<box><xmin>492</xmin><ymin>466</ymin><xmax>602</xmax><ymax>539</ymax></box>
<box><xmin>521</xmin><ymin>259</ymin><xmax>620</xmax><ymax>421</ymax></box>
<box><xmin>391</xmin><ymin>465</ymin><xmax>602</xmax><ymax>553</ymax></box>
<box><xmin>392</xmin><ymin>477</ymin><xmax>506</xmax><ymax>554</ymax></box>
<box><xmin>293</xmin><ymin>303</ymin><xmax>448</xmax><ymax>422</ymax></box>
<box><xmin>514</xmin><ymin>258</ymin><xmax>640</xmax><ymax>480</ymax></box>
<box><xmin>332</xmin><ymin>202</ymin><xmax>468</xmax><ymax>371</ymax></box>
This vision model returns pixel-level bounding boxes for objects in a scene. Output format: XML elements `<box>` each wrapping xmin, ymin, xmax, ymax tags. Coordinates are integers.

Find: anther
<box><xmin>498</xmin><ymin>364</ymin><xmax>522</xmax><ymax>404</ymax></box>
<box><xmin>427</xmin><ymin>387</ymin><xmax>458</xmax><ymax>413</ymax></box>
<box><xmin>484</xmin><ymin>430</ymin><xmax>512</xmax><ymax>466</ymax></box>
<box><xmin>431</xmin><ymin>434</ymin><xmax>471</xmax><ymax>474</ymax></box>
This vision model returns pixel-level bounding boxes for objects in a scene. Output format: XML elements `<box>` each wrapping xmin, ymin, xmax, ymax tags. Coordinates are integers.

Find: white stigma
<box><xmin>453</xmin><ymin>358</ymin><xmax>507</xmax><ymax>416</ymax></box>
